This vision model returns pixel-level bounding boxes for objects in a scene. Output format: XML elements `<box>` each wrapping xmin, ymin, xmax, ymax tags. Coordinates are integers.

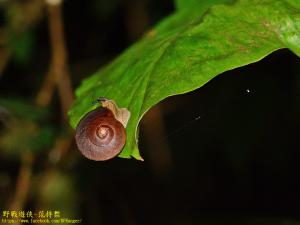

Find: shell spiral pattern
<box><xmin>75</xmin><ymin>107</ymin><xmax>126</xmax><ymax>161</ymax></box>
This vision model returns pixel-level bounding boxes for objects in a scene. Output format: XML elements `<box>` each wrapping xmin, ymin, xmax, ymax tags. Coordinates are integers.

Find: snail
<box><xmin>75</xmin><ymin>99</ymin><xmax>130</xmax><ymax>161</ymax></box>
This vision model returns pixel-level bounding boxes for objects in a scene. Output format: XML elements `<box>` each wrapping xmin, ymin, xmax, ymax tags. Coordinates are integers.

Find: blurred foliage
<box><xmin>89</xmin><ymin>0</ymin><xmax>121</xmax><ymax>21</ymax></box>
<box><xmin>2</xmin><ymin>0</ymin><xmax>43</xmax><ymax>65</ymax></box>
<box><xmin>0</xmin><ymin>118</ymin><xmax>54</xmax><ymax>155</ymax></box>
<box><xmin>7</xmin><ymin>30</ymin><xmax>35</xmax><ymax>64</ymax></box>
<box><xmin>0</xmin><ymin>98</ymin><xmax>48</xmax><ymax>121</ymax></box>
<box><xmin>35</xmin><ymin>170</ymin><xmax>79</xmax><ymax>218</ymax></box>
<box><xmin>0</xmin><ymin>98</ymin><xmax>54</xmax><ymax>156</ymax></box>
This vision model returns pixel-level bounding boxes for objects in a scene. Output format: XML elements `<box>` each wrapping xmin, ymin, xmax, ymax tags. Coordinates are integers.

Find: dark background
<box><xmin>0</xmin><ymin>0</ymin><xmax>300</xmax><ymax>225</ymax></box>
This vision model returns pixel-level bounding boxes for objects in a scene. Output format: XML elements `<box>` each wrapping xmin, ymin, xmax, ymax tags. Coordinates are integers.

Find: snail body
<box><xmin>75</xmin><ymin>107</ymin><xmax>126</xmax><ymax>161</ymax></box>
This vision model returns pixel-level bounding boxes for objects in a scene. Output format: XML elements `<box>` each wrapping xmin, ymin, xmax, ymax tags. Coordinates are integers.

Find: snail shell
<box><xmin>75</xmin><ymin>107</ymin><xmax>126</xmax><ymax>161</ymax></box>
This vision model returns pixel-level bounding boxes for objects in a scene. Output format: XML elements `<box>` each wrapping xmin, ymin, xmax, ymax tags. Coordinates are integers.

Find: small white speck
<box><xmin>246</xmin><ymin>89</ymin><xmax>250</xmax><ymax>93</ymax></box>
<box><xmin>195</xmin><ymin>116</ymin><xmax>201</xmax><ymax>120</ymax></box>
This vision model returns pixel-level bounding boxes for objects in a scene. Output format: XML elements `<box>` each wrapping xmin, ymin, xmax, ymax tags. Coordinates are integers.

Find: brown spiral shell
<box><xmin>75</xmin><ymin>107</ymin><xmax>126</xmax><ymax>161</ymax></box>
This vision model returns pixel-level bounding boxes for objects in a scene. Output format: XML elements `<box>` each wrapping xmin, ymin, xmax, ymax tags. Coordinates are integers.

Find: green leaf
<box><xmin>69</xmin><ymin>0</ymin><xmax>300</xmax><ymax>160</ymax></box>
<box><xmin>175</xmin><ymin>0</ymin><xmax>234</xmax><ymax>12</ymax></box>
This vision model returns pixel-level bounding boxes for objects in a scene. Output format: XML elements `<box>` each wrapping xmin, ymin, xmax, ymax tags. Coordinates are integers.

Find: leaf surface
<box><xmin>69</xmin><ymin>0</ymin><xmax>300</xmax><ymax>160</ymax></box>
